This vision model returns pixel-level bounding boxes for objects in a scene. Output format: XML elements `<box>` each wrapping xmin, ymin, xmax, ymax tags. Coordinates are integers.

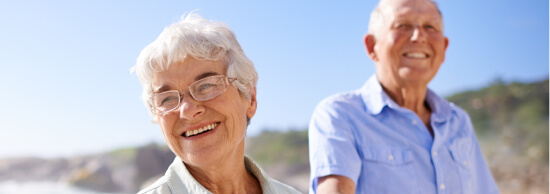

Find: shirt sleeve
<box><xmin>308</xmin><ymin>99</ymin><xmax>362</xmax><ymax>193</ymax></box>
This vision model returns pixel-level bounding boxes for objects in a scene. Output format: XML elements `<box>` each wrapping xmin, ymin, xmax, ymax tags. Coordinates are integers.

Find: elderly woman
<box><xmin>133</xmin><ymin>13</ymin><xmax>301</xmax><ymax>194</ymax></box>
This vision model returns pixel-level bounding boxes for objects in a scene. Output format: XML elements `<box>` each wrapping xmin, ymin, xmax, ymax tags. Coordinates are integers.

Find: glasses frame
<box><xmin>150</xmin><ymin>75</ymin><xmax>237</xmax><ymax>115</ymax></box>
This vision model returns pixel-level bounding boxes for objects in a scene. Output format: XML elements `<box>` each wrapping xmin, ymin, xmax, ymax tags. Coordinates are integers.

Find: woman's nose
<box><xmin>178</xmin><ymin>96</ymin><xmax>206</xmax><ymax>120</ymax></box>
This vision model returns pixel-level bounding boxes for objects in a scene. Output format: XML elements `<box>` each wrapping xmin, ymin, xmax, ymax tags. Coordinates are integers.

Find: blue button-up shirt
<box><xmin>309</xmin><ymin>75</ymin><xmax>499</xmax><ymax>194</ymax></box>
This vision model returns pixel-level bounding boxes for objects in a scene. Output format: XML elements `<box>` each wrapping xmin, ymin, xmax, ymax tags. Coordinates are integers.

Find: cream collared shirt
<box><xmin>138</xmin><ymin>156</ymin><xmax>302</xmax><ymax>194</ymax></box>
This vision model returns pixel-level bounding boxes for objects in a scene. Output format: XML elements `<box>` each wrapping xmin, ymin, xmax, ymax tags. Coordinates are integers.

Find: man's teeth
<box><xmin>404</xmin><ymin>52</ymin><xmax>428</xmax><ymax>58</ymax></box>
<box><xmin>184</xmin><ymin>123</ymin><xmax>218</xmax><ymax>137</ymax></box>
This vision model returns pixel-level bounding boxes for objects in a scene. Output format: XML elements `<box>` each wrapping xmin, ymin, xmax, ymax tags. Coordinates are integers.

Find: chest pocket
<box><xmin>448</xmin><ymin>137</ymin><xmax>473</xmax><ymax>193</ymax></box>
<box><xmin>359</xmin><ymin>146</ymin><xmax>419</xmax><ymax>193</ymax></box>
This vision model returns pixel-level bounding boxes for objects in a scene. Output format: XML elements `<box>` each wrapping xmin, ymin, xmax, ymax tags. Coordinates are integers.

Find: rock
<box><xmin>67</xmin><ymin>156</ymin><xmax>120</xmax><ymax>192</ymax></box>
<box><xmin>134</xmin><ymin>144</ymin><xmax>175</xmax><ymax>190</ymax></box>
<box><xmin>0</xmin><ymin>157</ymin><xmax>69</xmax><ymax>182</ymax></box>
<box><xmin>0</xmin><ymin>143</ymin><xmax>175</xmax><ymax>193</ymax></box>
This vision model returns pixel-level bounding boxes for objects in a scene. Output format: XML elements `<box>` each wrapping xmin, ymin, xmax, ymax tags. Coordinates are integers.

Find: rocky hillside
<box><xmin>0</xmin><ymin>143</ymin><xmax>174</xmax><ymax>193</ymax></box>
<box><xmin>245</xmin><ymin>129</ymin><xmax>310</xmax><ymax>193</ymax></box>
<box><xmin>447</xmin><ymin>78</ymin><xmax>549</xmax><ymax>193</ymax></box>
<box><xmin>0</xmin><ymin>78</ymin><xmax>547</xmax><ymax>193</ymax></box>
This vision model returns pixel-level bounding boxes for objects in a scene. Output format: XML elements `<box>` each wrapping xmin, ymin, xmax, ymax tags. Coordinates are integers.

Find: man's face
<box><xmin>367</xmin><ymin>0</ymin><xmax>449</xmax><ymax>88</ymax></box>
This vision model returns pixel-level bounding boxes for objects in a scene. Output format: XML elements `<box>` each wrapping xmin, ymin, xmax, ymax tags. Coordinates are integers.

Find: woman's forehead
<box><xmin>152</xmin><ymin>59</ymin><xmax>227</xmax><ymax>92</ymax></box>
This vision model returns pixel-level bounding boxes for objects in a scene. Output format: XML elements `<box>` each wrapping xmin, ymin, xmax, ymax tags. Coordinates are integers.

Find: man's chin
<box><xmin>397</xmin><ymin>75</ymin><xmax>434</xmax><ymax>87</ymax></box>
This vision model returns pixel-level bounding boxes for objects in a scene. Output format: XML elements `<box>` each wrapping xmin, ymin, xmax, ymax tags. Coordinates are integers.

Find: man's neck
<box><xmin>380</xmin><ymin>81</ymin><xmax>427</xmax><ymax>111</ymax></box>
<box><xmin>379</xmin><ymin>80</ymin><xmax>434</xmax><ymax>137</ymax></box>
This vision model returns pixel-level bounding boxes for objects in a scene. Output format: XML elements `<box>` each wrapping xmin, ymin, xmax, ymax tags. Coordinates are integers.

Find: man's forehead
<box><xmin>380</xmin><ymin>0</ymin><xmax>441</xmax><ymax>17</ymax></box>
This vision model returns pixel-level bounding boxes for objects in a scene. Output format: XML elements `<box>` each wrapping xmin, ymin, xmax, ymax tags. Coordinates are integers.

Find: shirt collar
<box><xmin>170</xmin><ymin>156</ymin><xmax>212</xmax><ymax>193</ymax></box>
<box><xmin>425</xmin><ymin>89</ymin><xmax>453</xmax><ymax>123</ymax></box>
<box><xmin>360</xmin><ymin>74</ymin><xmax>453</xmax><ymax>122</ymax></box>
<box><xmin>244</xmin><ymin>156</ymin><xmax>279</xmax><ymax>193</ymax></box>
<box><xmin>168</xmin><ymin>156</ymin><xmax>277</xmax><ymax>194</ymax></box>
<box><xmin>360</xmin><ymin>75</ymin><xmax>395</xmax><ymax>115</ymax></box>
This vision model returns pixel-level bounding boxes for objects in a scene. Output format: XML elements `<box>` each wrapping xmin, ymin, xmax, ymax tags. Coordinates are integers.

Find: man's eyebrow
<box><xmin>153</xmin><ymin>72</ymin><xmax>220</xmax><ymax>93</ymax></box>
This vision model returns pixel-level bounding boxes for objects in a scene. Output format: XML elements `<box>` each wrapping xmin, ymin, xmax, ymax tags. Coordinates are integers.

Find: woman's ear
<box><xmin>246</xmin><ymin>87</ymin><xmax>257</xmax><ymax>119</ymax></box>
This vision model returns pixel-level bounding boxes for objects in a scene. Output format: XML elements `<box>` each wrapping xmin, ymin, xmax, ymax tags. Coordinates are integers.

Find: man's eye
<box><xmin>424</xmin><ymin>25</ymin><xmax>436</xmax><ymax>31</ymax></box>
<box><xmin>397</xmin><ymin>24</ymin><xmax>412</xmax><ymax>30</ymax></box>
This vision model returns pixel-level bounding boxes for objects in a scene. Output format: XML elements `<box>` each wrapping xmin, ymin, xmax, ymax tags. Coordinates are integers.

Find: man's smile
<box><xmin>403</xmin><ymin>52</ymin><xmax>429</xmax><ymax>58</ymax></box>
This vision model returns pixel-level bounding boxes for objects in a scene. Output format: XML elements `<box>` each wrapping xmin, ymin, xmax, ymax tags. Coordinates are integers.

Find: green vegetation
<box><xmin>447</xmin><ymin>79</ymin><xmax>549</xmax><ymax>163</ymax></box>
<box><xmin>108</xmin><ymin>147</ymin><xmax>138</xmax><ymax>159</ymax></box>
<box><xmin>246</xmin><ymin>129</ymin><xmax>309</xmax><ymax>165</ymax></box>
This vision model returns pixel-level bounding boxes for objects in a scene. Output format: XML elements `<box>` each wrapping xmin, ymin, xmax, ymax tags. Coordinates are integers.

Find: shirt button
<box><xmin>432</xmin><ymin>151</ymin><xmax>437</xmax><ymax>156</ymax></box>
<box><xmin>412</xmin><ymin>120</ymin><xmax>418</xmax><ymax>125</ymax></box>
<box><xmin>388</xmin><ymin>155</ymin><xmax>394</xmax><ymax>161</ymax></box>
<box><xmin>440</xmin><ymin>184</ymin><xmax>446</xmax><ymax>190</ymax></box>
<box><xmin>463</xmin><ymin>161</ymin><xmax>468</xmax><ymax>165</ymax></box>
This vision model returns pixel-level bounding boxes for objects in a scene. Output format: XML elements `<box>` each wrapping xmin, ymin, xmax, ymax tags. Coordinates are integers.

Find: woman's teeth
<box><xmin>184</xmin><ymin>123</ymin><xmax>218</xmax><ymax>137</ymax></box>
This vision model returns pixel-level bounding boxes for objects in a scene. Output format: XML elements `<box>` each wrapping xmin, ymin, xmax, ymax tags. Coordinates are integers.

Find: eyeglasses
<box><xmin>150</xmin><ymin>75</ymin><xmax>237</xmax><ymax>115</ymax></box>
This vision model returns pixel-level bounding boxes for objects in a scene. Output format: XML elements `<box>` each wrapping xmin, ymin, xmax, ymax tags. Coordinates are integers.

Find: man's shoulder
<box><xmin>316</xmin><ymin>90</ymin><xmax>363</xmax><ymax>110</ymax></box>
<box><xmin>446</xmin><ymin>101</ymin><xmax>471</xmax><ymax>119</ymax></box>
<box><xmin>427</xmin><ymin>89</ymin><xmax>470</xmax><ymax>119</ymax></box>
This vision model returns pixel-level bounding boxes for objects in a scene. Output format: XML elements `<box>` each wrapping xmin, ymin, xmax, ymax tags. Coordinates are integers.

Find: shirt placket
<box><xmin>408</xmin><ymin>112</ymin><xmax>447</xmax><ymax>194</ymax></box>
<box><xmin>430</xmin><ymin>121</ymin><xmax>447</xmax><ymax>194</ymax></box>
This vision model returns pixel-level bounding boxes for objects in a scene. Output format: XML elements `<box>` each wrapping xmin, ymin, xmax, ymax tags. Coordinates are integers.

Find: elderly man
<box><xmin>308</xmin><ymin>0</ymin><xmax>499</xmax><ymax>193</ymax></box>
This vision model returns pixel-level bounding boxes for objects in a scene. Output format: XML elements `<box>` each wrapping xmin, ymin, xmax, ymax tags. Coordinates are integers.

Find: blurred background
<box><xmin>0</xmin><ymin>0</ymin><xmax>547</xmax><ymax>193</ymax></box>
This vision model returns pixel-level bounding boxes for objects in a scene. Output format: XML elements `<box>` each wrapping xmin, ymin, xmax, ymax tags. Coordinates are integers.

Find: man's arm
<box><xmin>309</xmin><ymin>98</ymin><xmax>362</xmax><ymax>193</ymax></box>
<box><xmin>317</xmin><ymin>175</ymin><xmax>356</xmax><ymax>194</ymax></box>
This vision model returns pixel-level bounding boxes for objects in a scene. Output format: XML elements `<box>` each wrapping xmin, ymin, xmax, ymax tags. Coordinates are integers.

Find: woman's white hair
<box><xmin>132</xmin><ymin>13</ymin><xmax>258</xmax><ymax>121</ymax></box>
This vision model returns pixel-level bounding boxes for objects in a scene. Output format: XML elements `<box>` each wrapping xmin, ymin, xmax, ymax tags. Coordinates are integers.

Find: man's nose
<box><xmin>410</xmin><ymin>26</ymin><xmax>427</xmax><ymax>43</ymax></box>
<box><xmin>178</xmin><ymin>96</ymin><xmax>205</xmax><ymax>120</ymax></box>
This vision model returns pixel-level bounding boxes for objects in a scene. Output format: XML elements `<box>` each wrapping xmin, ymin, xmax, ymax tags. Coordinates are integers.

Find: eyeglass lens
<box><xmin>152</xmin><ymin>75</ymin><xmax>230</xmax><ymax>114</ymax></box>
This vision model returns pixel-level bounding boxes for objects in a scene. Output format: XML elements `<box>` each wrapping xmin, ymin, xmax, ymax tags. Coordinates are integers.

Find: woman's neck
<box><xmin>185</xmin><ymin>142</ymin><xmax>262</xmax><ymax>194</ymax></box>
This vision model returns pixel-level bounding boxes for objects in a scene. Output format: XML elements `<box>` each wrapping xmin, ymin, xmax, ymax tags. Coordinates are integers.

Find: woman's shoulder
<box><xmin>244</xmin><ymin>156</ymin><xmax>303</xmax><ymax>194</ymax></box>
<box><xmin>266</xmin><ymin>178</ymin><xmax>303</xmax><ymax>194</ymax></box>
<box><xmin>137</xmin><ymin>176</ymin><xmax>171</xmax><ymax>194</ymax></box>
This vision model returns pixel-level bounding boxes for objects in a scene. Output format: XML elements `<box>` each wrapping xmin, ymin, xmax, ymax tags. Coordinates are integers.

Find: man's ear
<box><xmin>444</xmin><ymin>36</ymin><xmax>449</xmax><ymax>51</ymax></box>
<box><xmin>364</xmin><ymin>34</ymin><xmax>378</xmax><ymax>61</ymax></box>
<box><xmin>246</xmin><ymin>87</ymin><xmax>257</xmax><ymax>119</ymax></box>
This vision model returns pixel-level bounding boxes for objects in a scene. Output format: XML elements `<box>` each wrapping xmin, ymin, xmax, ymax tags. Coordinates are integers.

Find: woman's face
<box><xmin>152</xmin><ymin>57</ymin><xmax>257</xmax><ymax>167</ymax></box>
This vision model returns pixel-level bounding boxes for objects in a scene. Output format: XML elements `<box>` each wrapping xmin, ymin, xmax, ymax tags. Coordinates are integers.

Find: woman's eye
<box><xmin>198</xmin><ymin>83</ymin><xmax>215</xmax><ymax>92</ymax></box>
<box><xmin>161</xmin><ymin>96</ymin><xmax>177</xmax><ymax>105</ymax></box>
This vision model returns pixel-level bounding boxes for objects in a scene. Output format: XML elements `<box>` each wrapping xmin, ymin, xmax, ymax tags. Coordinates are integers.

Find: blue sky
<box><xmin>0</xmin><ymin>0</ymin><xmax>548</xmax><ymax>158</ymax></box>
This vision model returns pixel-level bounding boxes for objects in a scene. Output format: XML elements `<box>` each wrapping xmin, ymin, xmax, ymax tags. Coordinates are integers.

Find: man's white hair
<box><xmin>367</xmin><ymin>0</ymin><xmax>443</xmax><ymax>37</ymax></box>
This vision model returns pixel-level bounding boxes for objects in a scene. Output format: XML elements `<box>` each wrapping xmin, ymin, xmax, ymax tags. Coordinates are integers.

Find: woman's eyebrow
<box><xmin>153</xmin><ymin>85</ymin><xmax>171</xmax><ymax>93</ymax></box>
<box><xmin>195</xmin><ymin>72</ymin><xmax>219</xmax><ymax>81</ymax></box>
<box><xmin>153</xmin><ymin>72</ymin><xmax>220</xmax><ymax>93</ymax></box>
